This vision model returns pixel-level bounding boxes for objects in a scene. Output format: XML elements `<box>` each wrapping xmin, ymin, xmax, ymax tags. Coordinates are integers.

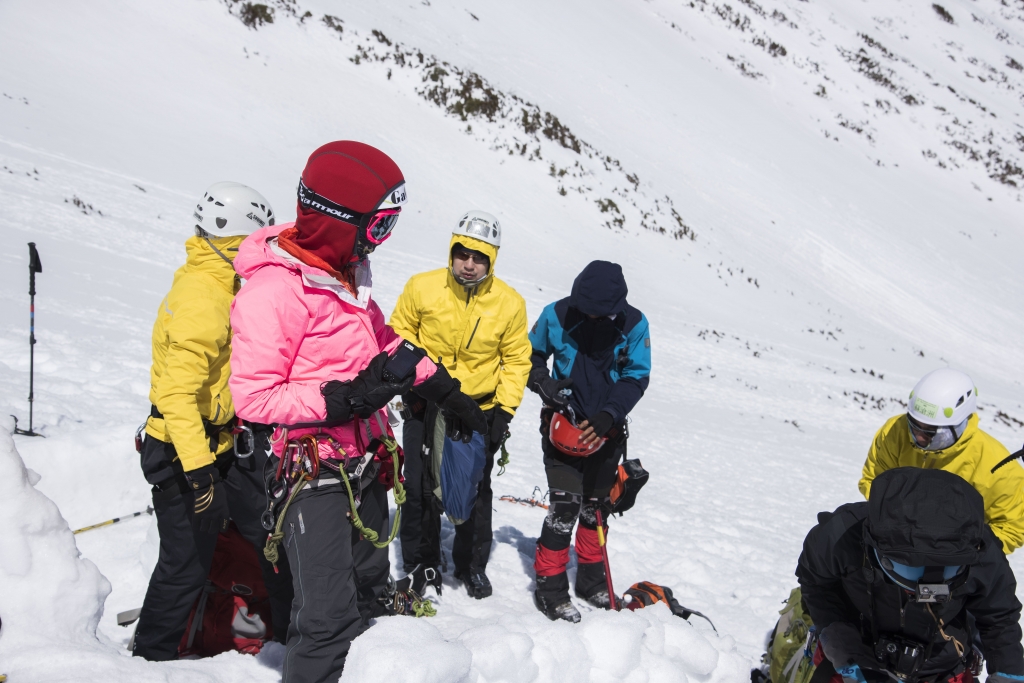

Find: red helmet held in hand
<box><xmin>548</xmin><ymin>412</ymin><xmax>606</xmax><ymax>457</ymax></box>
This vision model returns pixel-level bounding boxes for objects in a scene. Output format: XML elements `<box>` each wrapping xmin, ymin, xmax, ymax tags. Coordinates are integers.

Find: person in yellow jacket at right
<box><xmin>133</xmin><ymin>182</ymin><xmax>292</xmax><ymax>660</ymax></box>
<box><xmin>859</xmin><ymin>368</ymin><xmax>1024</xmax><ymax>553</ymax></box>
<box><xmin>389</xmin><ymin>210</ymin><xmax>532</xmax><ymax>600</ymax></box>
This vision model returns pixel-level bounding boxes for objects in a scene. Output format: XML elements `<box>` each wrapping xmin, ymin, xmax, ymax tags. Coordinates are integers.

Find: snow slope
<box><xmin>1</xmin><ymin>0</ymin><xmax>1023</xmax><ymax>680</ymax></box>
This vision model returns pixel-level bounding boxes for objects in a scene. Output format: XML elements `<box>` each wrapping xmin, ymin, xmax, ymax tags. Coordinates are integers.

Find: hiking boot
<box><xmin>397</xmin><ymin>564</ymin><xmax>442</xmax><ymax>597</ymax></box>
<box><xmin>576</xmin><ymin>587</ymin><xmax>614</xmax><ymax>609</ymax></box>
<box><xmin>574</xmin><ymin>562</ymin><xmax>613</xmax><ymax>609</ymax></box>
<box><xmin>534</xmin><ymin>572</ymin><xmax>581</xmax><ymax>623</ymax></box>
<box><xmin>455</xmin><ymin>570</ymin><xmax>492</xmax><ymax>599</ymax></box>
<box><xmin>534</xmin><ymin>591</ymin><xmax>582</xmax><ymax>623</ymax></box>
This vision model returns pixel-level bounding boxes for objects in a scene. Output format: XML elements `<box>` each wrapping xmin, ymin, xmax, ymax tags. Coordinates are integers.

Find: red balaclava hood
<box><xmin>292</xmin><ymin>141</ymin><xmax>406</xmax><ymax>269</ymax></box>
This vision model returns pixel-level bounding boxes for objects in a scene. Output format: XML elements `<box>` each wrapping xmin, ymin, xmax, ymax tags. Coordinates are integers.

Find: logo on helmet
<box><xmin>913</xmin><ymin>397</ymin><xmax>939</xmax><ymax>419</ymax></box>
<box><xmin>246</xmin><ymin>212</ymin><xmax>266</xmax><ymax>228</ymax></box>
<box><xmin>301</xmin><ymin>195</ymin><xmax>354</xmax><ymax>220</ymax></box>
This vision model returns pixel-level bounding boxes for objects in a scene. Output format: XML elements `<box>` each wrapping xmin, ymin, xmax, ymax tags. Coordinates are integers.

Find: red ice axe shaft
<box><xmin>594</xmin><ymin>509</ymin><xmax>618</xmax><ymax>610</ymax></box>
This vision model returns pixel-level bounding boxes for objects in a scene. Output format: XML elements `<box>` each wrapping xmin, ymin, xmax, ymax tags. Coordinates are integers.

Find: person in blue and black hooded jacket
<box><xmin>526</xmin><ymin>260</ymin><xmax>651</xmax><ymax>622</ymax></box>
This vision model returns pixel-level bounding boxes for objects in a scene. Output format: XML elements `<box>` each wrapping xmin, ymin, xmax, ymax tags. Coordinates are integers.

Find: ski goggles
<box><xmin>365</xmin><ymin>208</ymin><xmax>401</xmax><ymax>245</ymax></box>
<box><xmin>907</xmin><ymin>414</ymin><xmax>967</xmax><ymax>452</ymax></box>
<box><xmin>298</xmin><ymin>179</ymin><xmax>405</xmax><ymax>246</ymax></box>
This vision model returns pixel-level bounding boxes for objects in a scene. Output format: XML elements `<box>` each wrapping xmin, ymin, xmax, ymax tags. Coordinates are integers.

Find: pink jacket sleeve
<box><xmin>368</xmin><ymin>299</ymin><xmax>436</xmax><ymax>386</ymax></box>
<box><xmin>229</xmin><ymin>274</ymin><xmax>328</xmax><ymax>424</ymax></box>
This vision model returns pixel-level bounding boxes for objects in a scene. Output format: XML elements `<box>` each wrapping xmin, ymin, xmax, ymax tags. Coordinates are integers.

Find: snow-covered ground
<box><xmin>1</xmin><ymin>0</ymin><xmax>1023</xmax><ymax>680</ymax></box>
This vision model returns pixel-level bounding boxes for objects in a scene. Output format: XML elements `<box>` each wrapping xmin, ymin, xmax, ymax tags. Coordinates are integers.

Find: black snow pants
<box><xmin>280</xmin><ymin>475</ymin><xmax>391</xmax><ymax>683</ymax></box>
<box><xmin>534</xmin><ymin>408</ymin><xmax>625</xmax><ymax>602</ymax></box>
<box><xmin>132</xmin><ymin>434</ymin><xmax>294</xmax><ymax>661</ymax></box>
<box><xmin>398</xmin><ymin>396</ymin><xmax>496</xmax><ymax>574</ymax></box>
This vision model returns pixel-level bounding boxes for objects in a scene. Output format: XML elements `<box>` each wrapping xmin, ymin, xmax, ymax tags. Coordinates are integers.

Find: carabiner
<box><xmin>261</xmin><ymin>508</ymin><xmax>276</xmax><ymax>532</ymax></box>
<box><xmin>233</xmin><ymin>423</ymin><xmax>256</xmax><ymax>459</ymax></box>
<box><xmin>297</xmin><ymin>434</ymin><xmax>320</xmax><ymax>481</ymax></box>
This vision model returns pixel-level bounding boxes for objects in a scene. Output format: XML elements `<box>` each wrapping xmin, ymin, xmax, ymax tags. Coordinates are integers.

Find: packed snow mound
<box><xmin>0</xmin><ymin>416</ymin><xmax>111</xmax><ymax>676</ymax></box>
<box><xmin>0</xmin><ymin>418</ymin><xmax>282</xmax><ymax>682</ymax></box>
<box><xmin>345</xmin><ymin>604</ymin><xmax>745</xmax><ymax>683</ymax></box>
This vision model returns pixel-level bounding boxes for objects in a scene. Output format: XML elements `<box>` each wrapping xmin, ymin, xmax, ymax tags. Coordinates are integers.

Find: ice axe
<box><xmin>991</xmin><ymin>445</ymin><xmax>1024</xmax><ymax>473</ymax></box>
<box><xmin>594</xmin><ymin>508</ymin><xmax>619</xmax><ymax>610</ymax></box>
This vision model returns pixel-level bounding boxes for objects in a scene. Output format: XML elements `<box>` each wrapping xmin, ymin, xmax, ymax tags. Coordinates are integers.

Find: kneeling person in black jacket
<box><xmin>797</xmin><ymin>467</ymin><xmax>1023</xmax><ymax>683</ymax></box>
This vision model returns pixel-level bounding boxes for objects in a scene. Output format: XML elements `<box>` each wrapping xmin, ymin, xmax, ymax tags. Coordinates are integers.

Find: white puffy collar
<box><xmin>268</xmin><ymin>238</ymin><xmax>373</xmax><ymax>309</ymax></box>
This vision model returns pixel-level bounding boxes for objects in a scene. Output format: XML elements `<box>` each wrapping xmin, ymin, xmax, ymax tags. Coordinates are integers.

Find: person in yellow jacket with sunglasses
<box><xmin>859</xmin><ymin>368</ymin><xmax>1024</xmax><ymax>554</ymax></box>
<box><xmin>133</xmin><ymin>182</ymin><xmax>292</xmax><ymax>660</ymax></box>
<box><xmin>389</xmin><ymin>210</ymin><xmax>532</xmax><ymax>600</ymax></box>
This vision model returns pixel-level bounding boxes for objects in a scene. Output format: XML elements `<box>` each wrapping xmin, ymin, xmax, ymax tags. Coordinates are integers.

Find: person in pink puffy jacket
<box><xmin>229</xmin><ymin>141</ymin><xmax>486</xmax><ymax>683</ymax></box>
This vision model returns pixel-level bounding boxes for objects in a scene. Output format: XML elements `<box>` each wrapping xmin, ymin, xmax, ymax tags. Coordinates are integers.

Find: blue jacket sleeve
<box><xmin>529</xmin><ymin>304</ymin><xmax>556</xmax><ymax>377</ymax></box>
<box><xmin>602</xmin><ymin>315</ymin><xmax>651</xmax><ymax>422</ymax></box>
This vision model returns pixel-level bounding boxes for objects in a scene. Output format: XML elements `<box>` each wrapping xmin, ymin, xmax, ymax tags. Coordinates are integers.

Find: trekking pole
<box><xmin>13</xmin><ymin>242</ymin><xmax>44</xmax><ymax>437</ymax></box>
<box><xmin>594</xmin><ymin>508</ymin><xmax>618</xmax><ymax>610</ymax></box>
<box><xmin>73</xmin><ymin>506</ymin><xmax>154</xmax><ymax>534</ymax></box>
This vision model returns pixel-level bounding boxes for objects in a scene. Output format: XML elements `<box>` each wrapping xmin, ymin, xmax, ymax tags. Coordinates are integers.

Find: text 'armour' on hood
<box><xmin>569</xmin><ymin>260</ymin><xmax>628</xmax><ymax>317</ymax></box>
<box><xmin>864</xmin><ymin>467</ymin><xmax>986</xmax><ymax>566</ymax></box>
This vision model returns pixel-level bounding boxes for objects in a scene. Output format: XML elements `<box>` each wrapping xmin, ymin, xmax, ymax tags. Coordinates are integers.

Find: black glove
<box><xmin>489</xmin><ymin>408</ymin><xmax>513</xmax><ymax>454</ymax></box>
<box><xmin>587</xmin><ymin>411</ymin><xmax>614</xmax><ymax>438</ymax></box>
<box><xmin>321</xmin><ymin>379</ymin><xmax>354</xmax><ymax>425</ymax></box>
<box><xmin>413</xmin><ymin>365</ymin><xmax>488</xmax><ymax>442</ymax></box>
<box><xmin>348</xmin><ymin>352</ymin><xmax>416</xmax><ymax>418</ymax></box>
<box><xmin>819</xmin><ymin>622</ymin><xmax>876</xmax><ymax>670</ymax></box>
<box><xmin>321</xmin><ymin>352</ymin><xmax>417</xmax><ymax>424</ymax></box>
<box><xmin>528</xmin><ymin>368</ymin><xmax>573</xmax><ymax>408</ymax></box>
<box><xmin>441</xmin><ymin>384</ymin><xmax>488</xmax><ymax>443</ymax></box>
<box><xmin>185</xmin><ymin>464</ymin><xmax>229</xmax><ymax>536</ymax></box>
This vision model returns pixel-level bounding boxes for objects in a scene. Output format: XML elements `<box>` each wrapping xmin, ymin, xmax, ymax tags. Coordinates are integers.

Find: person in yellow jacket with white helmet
<box><xmin>389</xmin><ymin>210</ymin><xmax>532</xmax><ymax>600</ymax></box>
<box><xmin>859</xmin><ymin>368</ymin><xmax>1024</xmax><ymax>553</ymax></box>
<box><xmin>133</xmin><ymin>182</ymin><xmax>292</xmax><ymax>660</ymax></box>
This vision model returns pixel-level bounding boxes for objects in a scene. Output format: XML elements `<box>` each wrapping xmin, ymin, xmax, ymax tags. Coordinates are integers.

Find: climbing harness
<box><xmin>262</xmin><ymin>413</ymin><xmax>407</xmax><ymax>572</ymax></box>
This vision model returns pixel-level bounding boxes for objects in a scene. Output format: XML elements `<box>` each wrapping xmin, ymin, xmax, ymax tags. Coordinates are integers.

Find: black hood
<box><xmin>569</xmin><ymin>260</ymin><xmax>628</xmax><ymax>317</ymax></box>
<box><xmin>864</xmin><ymin>467</ymin><xmax>985</xmax><ymax>566</ymax></box>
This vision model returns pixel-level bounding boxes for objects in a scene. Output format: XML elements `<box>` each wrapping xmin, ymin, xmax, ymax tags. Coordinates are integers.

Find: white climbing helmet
<box><xmin>906</xmin><ymin>368</ymin><xmax>977</xmax><ymax>451</ymax></box>
<box><xmin>192</xmin><ymin>181</ymin><xmax>275</xmax><ymax>238</ymax></box>
<box><xmin>453</xmin><ymin>210</ymin><xmax>501</xmax><ymax>248</ymax></box>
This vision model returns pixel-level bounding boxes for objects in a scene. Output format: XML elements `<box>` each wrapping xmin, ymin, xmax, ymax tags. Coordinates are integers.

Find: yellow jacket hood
<box><xmin>449</xmin><ymin>233</ymin><xmax>498</xmax><ymax>286</ymax></box>
<box><xmin>860</xmin><ymin>413</ymin><xmax>1024</xmax><ymax>553</ymax></box>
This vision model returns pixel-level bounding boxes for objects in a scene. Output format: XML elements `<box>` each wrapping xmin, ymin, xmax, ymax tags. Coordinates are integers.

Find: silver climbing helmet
<box><xmin>192</xmin><ymin>181</ymin><xmax>275</xmax><ymax>239</ymax></box>
<box><xmin>452</xmin><ymin>210</ymin><xmax>501</xmax><ymax>248</ymax></box>
<box><xmin>906</xmin><ymin>368</ymin><xmax>977</xmax><ymax>451</ymax></box>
